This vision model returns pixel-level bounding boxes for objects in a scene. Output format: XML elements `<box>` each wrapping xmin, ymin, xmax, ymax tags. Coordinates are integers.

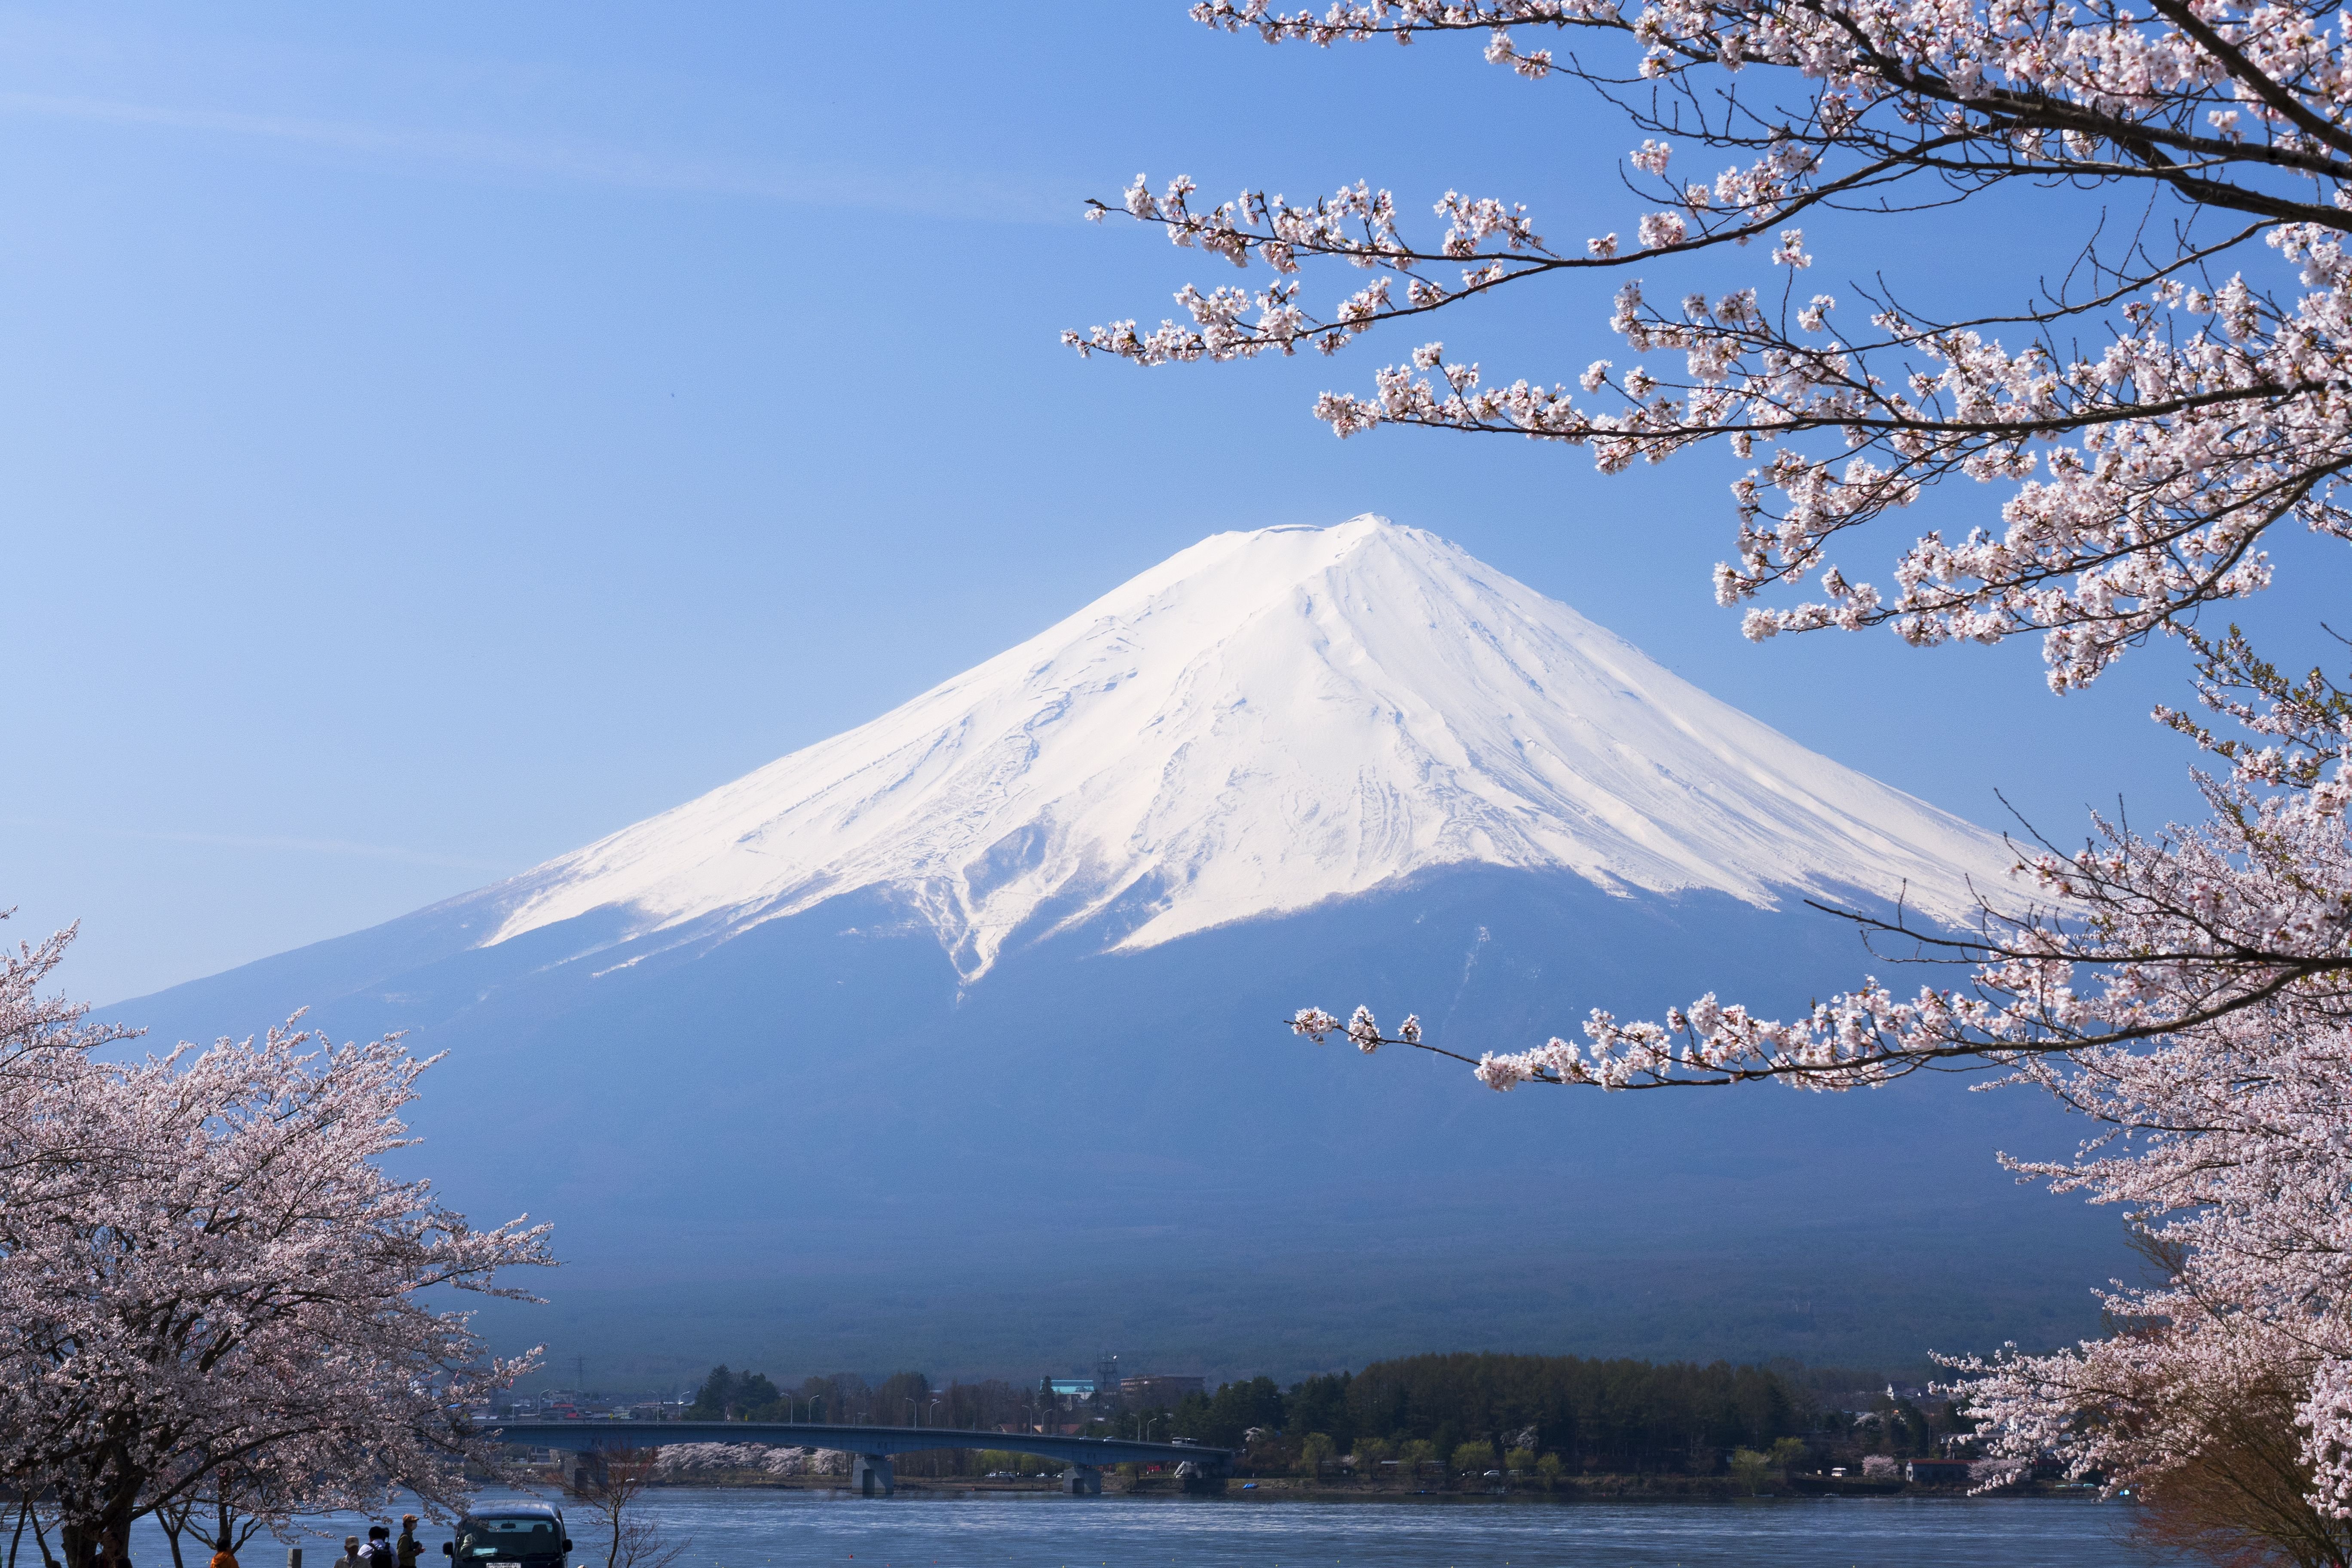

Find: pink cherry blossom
<box><xmin>0</xmin><ymin>929</ymin><xmax>555</xmax><ymax>1559</ymax></box>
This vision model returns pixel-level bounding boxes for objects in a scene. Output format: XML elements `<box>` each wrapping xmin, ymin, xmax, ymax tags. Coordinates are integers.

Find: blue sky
<box><xmin>2</xmin><ymin>3</ymin><xmax>2328</xmax><ymax>1004</ymax></box>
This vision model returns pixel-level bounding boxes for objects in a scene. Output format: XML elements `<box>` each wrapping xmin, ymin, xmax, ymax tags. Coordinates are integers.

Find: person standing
<box><xmin>394</xmin><ymin>1518</ymin><xmax>422</xmax><ymax>1568</ymax></box>
<box><xmin>333</xmin><ymin>1535</ymin><xmax>365</xmax><ymax>1568</ymax></box>
<box><xmin>362</xmin><ymin>1528</ymin><xmax>395</xmax><ymax>1568</ymax></box>
<box><xmin>209</xmin><ymin>1538</ymin><xmax>241</xmax><ymax>1568</ymax></box>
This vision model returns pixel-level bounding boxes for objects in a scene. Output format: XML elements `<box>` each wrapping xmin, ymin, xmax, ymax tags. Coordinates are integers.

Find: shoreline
<box><xmin>535</xmin><ymin>1470</ymin><xmax>2104</xmax><ymax>1504</ymax></box>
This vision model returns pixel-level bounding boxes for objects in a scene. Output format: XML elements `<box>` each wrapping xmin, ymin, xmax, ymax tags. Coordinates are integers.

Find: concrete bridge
<box><xmin>479</xmin><ymin>1420</ymin><xmax>1234</xmax><ymax>1498</ymax></box>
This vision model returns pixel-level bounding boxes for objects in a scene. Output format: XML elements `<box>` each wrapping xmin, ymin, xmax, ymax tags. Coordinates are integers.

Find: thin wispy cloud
<box><xmin>0</xmin><ymin>89</ymin><xmax>1073</xmax><ymax>225</ymax></box>
<box><xmin>2</xmin><ymin>816</ymin><xmax>510</xmax><ymax>873</ymax></box>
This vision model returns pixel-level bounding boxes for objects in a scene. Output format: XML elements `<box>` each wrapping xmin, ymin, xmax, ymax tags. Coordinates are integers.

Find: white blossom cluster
<box><xmin>0</xmin><ymin>925</ymin><xmax>555</xmax><ymax>1560</ymax></box>
<box><xmin>649</xmin><ymin>1444</ymin><xmax>846</xmax><ymax>1479</ymax></box>
<box><xmin>1290</xmin><ymin>1006</ymin><xmax>1422</xmax><ymax>1052</ymax></box>
<box><xmin>1940</xmin><ymin>644</ymin><xmax>2352</xmax><ymax>1498</ymax></box>
<box><xmin>1947</xmin><ymin>997</ymin><xmax>2352</xmax><ymax>1506</ymax></box>
<box><xmin>1968</xmin><ymin>1456</ymin><xmax>2029</xmax><ymax>1487</ymax></box>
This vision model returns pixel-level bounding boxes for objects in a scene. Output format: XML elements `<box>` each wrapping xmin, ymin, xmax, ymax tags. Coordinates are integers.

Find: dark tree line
<box><xmin>688</xmin><ymin>1367</ymin><xmax>1038</xmax><ymax>1428</ymax></box>
<box><xmin>679</xmin><ymin>1354</ymin><xmax>1956</xmax><ymax>1480</ymax></box>
<box><xmin>1166</xmin><ymin>1354</ymin><xmax>1889</xmax><ymax>1476</ymax></box>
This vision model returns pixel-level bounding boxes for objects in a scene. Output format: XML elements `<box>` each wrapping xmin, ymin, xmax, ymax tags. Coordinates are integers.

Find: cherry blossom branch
<box><xmin>1077</xmin><ymin>3</ymin><xmax>2352</xmax><ymax>689</ymax></box>
<box><xmin>0</xmin><ymin>915</ymin><xmax>138</xmax><ymax>1081</ymax></box>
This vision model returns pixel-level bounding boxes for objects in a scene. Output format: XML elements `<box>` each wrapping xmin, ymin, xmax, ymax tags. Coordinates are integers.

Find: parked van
<box><xmin>443</xmin><ymin>1505</ymin><xmax>570</xmax><ymax>1568</ymax></box>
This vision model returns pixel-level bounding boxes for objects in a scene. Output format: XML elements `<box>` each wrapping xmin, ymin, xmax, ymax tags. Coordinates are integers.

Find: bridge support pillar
<box><xmin>852</xmin><ymin>1455</ymin><xmax>894</xmax><ymax>1498</ymax></box>
<box><xmin>1062</xmin><ymin>1464</ymin><xmax>1102</xmax><ymax>1496</ymax></box>
<box><xmin>1175</xmin><ymin>1461</ymin><xmax>1226</xmax><ymax>1495</ymax></box>
<box><xmin>568</xmin><ymin>1450</ymin><xmax>608</xmax><ymax>1497</ymax></box>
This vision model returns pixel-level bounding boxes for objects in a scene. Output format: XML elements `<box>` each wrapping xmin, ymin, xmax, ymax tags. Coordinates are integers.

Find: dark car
<box><xmin>443</xmin><ymin>1506</ymin><xmax>571</xmax><ymax>1568</ymax></box>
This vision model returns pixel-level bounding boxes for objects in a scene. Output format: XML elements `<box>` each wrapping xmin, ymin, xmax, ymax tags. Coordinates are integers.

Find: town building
<box><xmin>1120</xmin><ymin>1375</ymin><xmax>1206</xmax><ymax>1407</ymax></box>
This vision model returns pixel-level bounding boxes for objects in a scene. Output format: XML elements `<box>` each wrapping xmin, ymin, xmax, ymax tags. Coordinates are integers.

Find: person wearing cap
<box><xmin>332</xmin><ymin>1538</ymin><xmax>364</xmax><ymax>1568</ymax></box>
<box><xmin>395</xmin><ymin>1518</ymin><xmax>422</xmax><ymax>1568</ymax></box>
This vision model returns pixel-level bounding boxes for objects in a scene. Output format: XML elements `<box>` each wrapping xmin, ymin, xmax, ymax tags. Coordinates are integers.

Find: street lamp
<box><xmin>904</xmin><ymin>1398</ymin><xmax>920</xmax><ymax>1427</ymax></box>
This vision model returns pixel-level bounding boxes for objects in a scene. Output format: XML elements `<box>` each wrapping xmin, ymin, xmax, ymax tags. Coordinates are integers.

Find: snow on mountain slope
<box><xmin>479</xmin><ymin>516</ymin><xmax>2013</xmax><ymax>980</ymax></box>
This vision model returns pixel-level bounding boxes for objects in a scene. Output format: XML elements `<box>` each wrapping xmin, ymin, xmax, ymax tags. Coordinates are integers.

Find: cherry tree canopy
<box><xmin>0</xmin><ymin>924</ymin><xmax>553</xmax><ymax>1557</ymax></box>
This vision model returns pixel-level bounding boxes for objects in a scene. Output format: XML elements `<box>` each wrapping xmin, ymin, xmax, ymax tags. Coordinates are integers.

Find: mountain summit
<box><xmin>477</xmin><ymin>514</ymin><xmax>2004</xmax><ymax>980</ymax></box>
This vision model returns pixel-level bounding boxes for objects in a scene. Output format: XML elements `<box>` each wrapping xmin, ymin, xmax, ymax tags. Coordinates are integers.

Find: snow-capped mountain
<box><xmin>115</xmin><ymin>515</ymin><xmax>2105</xmax><ymax>1384</ymax></box>
<box><xmin>476</xmin><ymin>515</ymin><xmax>2007</xmax><ymax>981</ymax></box>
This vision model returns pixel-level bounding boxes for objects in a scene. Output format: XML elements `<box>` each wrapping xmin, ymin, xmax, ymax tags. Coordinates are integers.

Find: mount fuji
<box><xmin>475</xmin><ymin>515</ymin><xmax>2005</xmax><ymax>979</ymax></box>
<box><xmin>119</xmin><ymin>517</ymin><xmax>2116</xmax><ymax>1386</ymax></box>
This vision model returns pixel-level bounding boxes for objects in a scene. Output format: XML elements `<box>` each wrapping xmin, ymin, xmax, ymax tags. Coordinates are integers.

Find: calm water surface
<box><xmin>122</xmin><ymin>1487</ymin><xmax>2172</xmax><ymax>1568</ymax></box>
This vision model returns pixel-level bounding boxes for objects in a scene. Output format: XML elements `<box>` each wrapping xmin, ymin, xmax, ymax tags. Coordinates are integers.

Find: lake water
<box><xmin>114</xmin><ymin>1486</ymin><xmax>2175</xmax><ymax>1568</ymax></box>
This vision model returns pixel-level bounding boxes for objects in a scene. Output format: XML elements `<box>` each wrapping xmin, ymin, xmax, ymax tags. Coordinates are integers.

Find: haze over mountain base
<box><xmin>120</xmin><ymin>864</ymin><xmax>2119</xmax><ymax>1390</ymax></box>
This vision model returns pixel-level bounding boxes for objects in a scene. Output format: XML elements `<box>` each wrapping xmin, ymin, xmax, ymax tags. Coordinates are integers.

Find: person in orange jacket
<box><xmin>208</xmin><ymin>1541</ymin><xmax>239</xmax><ymax>1568</ymax></box>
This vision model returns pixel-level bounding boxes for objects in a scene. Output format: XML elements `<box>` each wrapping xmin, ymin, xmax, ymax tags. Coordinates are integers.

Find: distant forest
<box><xmin>683</xmin><ymin>1352</ymin><xmax>1963</xmax><ymax>1478</ymax></box>
<box><xmin>686</xmin><ymin>1366</ymin><xmax>1021</xmax><ymax>1429</ymax></box>
<box><xmin>1168</xmin><ymin>1353</ymin><xmax>1957</xmax><ymax>1475</ymax></box>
